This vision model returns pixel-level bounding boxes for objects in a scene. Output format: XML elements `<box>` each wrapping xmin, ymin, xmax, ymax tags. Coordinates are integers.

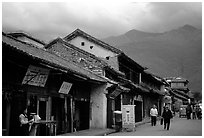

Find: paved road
<box><xmin>108</xmin><ymin>116</ymin><xmax>202</xmax><ymax>136</ymax></box>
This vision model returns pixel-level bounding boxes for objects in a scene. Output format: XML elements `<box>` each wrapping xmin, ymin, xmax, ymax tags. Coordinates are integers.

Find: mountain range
<box><xmin>102</xmin><ymin>24</ymin><xmax>202</xmax><ymax>93</ymax></box>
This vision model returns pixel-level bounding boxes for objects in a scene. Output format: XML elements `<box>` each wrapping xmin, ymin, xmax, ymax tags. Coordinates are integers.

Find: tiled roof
<box><xmin>170</xmin><ymin>90</ymin><xmax>189</xmax><ymax>101</ymax></box>
<box><xmin>7</xmin><ymin>31</ymin><xmax>46</xmax><ymax>45</ymax></box>
<box><xmin>172</xmin><ymin>89</ymin><xmax>190</xmax><ymax>99</ymax></box>
<box><xmin>46</xmin><ymin>37</ymin><xmax>125</xmax><ymax>77</ymax></box>
<box><xmin>144</xmin><ymin>70</ymin><xmax>167</xmax><ymax>85</ymax></box>
<box><xmin>63</xmin><ymin>29</ymin><xmax>123</xmax><ymax>54</ymax></box>
<box><xmin>119</xmin><ymin>53</ymin><xmax>145</xmax><ymax>71</ymax></box>
<box><xmin>165</xmin><ymin>77</ymin><xmax>189</xmax><ymax>83</ymax></box>
<box><xmin>2</xmin><ymin>33</ymin><xmax>107</xmax><ymax>83</ymax></box>
<box><xmin>45</xmin><ymin>37</ymin><xmax>108</xmax><ymax>66</ymax></box>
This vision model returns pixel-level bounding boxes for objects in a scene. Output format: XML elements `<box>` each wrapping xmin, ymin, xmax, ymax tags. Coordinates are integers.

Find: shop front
<box><xmin>2</xmin><ymin>33</ymin><xmax>109</xmax><ymax>136</ymax></box>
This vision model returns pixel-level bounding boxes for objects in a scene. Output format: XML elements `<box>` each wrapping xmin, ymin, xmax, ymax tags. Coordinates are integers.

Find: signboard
<box><xmin>22</xmin><ymin>65</ymin><xmax>49</xmax><ymax>87</ymax></box>
<box><xmin>122</xmin><ymin>105</ymin><xmax>136</xmax><ymax>131</ymax></box>
<box><xmin>59</xmin><ymin>81</ymin><xmax>73</xmax><ymax>95</ymax></box>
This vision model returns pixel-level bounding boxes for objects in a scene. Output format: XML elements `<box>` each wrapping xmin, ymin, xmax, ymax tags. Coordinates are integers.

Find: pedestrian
<box><xmin>19</xmin><ymin>107</ymin><xmax>34</xmax><ymax>136</ymax></box>
<box><xmin>150</xmin><ymin>104</ymin><xmax>158</xmax><ymax>126</ymax></box>
<box><xmin>196</xmin><ymin>107</ymin><xmax>202</xmax><ymax>119</ymax></box>
<box><xmin>192</xmin><ymin>105</ymin><xmax>196</xmax><ymax>119</ymax></box>
<box><xmin>186</xmin><ymin>104</ymin><xmax>192</xmax><ymax>120</ymax></box>
<box><xmin>162</xmin><ymin>106</ymin><xmax>173</xmax><ymax>130</ymax></box>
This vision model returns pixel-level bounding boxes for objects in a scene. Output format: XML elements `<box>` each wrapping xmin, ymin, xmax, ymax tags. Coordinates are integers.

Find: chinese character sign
<box><xmin>59</xmin><ymin>81</ymin><xmax>73</xmax><ymax>94</ymax></box>
<box><xmin>22</xmin><ymin>65</ymin><xmax>49</xmax><ymax>87</ymax></box>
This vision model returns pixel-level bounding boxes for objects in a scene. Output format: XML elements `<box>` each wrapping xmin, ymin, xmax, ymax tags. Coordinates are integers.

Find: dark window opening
<box><xmin>81</xmin><ymin>42</ymin><xmax>85</xmax><ymax>46</ymax></box>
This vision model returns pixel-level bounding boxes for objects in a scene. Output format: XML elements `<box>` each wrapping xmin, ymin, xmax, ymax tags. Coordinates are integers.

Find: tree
<box><xmin>192</xmin><ymin>92</ymin><xmax>202</xmax><ymax>102</ymax></box>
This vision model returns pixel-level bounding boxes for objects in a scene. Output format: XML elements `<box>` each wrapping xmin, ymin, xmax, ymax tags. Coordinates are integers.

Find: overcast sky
<box><xmin>2</xmin><ymin>1</ymin><xmax>202</xmax><ymax>42</ymax></box>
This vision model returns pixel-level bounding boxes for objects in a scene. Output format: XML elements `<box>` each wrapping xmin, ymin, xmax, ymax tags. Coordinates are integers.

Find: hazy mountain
<box><xmin>103</xmin><ymin>24</ymin><xmax>202</xmax><ymax>93</ymax></box>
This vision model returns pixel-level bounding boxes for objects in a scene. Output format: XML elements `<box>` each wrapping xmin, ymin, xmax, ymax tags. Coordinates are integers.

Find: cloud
<box><xmin>145</xmin><ymin>2</ymin><xmax>202</xmax><ymax>32</ymax></box>
<box><xmin>2</xmin><ymin>2</ymin><xmax>202</xmax><ymax>42</ymax></box>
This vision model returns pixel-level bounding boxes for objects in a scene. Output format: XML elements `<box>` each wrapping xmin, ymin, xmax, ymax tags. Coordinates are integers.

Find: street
<box><xmin>108</xmin><ymin>115</ymin><xmax>202</xmax><ymax>136</ymax></box>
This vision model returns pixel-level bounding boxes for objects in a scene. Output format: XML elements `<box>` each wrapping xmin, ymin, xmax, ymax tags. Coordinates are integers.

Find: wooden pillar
<box><xmin>5</xmin><ymin>102</ymin><xmax>11</xmax><ymax>135</ymax></box>
<box><xmin>64</xmin><ymin>97</ymin><xmax>68</xmax><ymax>133</ymax></box>
<box><xmin>47</xmin><ymin>97</ymin><xmax>51</xmax><ymax>120</ymax></box>
<box><xmin>142</xmin><ymin>96</ymin><xmax>144</xmax><ymax>119</ymax></box>
<box><xmin>139</xmin><ymin>73</ymin><xmax>142</xmax><ymax>84</ymax></box>
<box><xmin>70</xmin><ymin>97</ymin><xmax>73</xmax><ymax>133</ymax></box>
<box><xmin>121</xmin><ymin>94</ymin><xmax>123</xmax><ymax>110</ymax></box>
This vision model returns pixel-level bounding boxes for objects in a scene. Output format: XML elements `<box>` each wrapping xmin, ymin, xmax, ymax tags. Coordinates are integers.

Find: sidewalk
<box><xmin>58</xmin><ymin>128</ymin><xmax>116</xmax><ymax>136</ymax></box>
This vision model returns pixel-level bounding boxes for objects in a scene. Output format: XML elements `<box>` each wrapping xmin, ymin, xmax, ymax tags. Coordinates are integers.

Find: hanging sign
<box><xmin>59</xmin><ymin>81</ymin><xmax>73</xmax><ymax>95</ymax></box>
<box><xmin>22</xmin><ymin>65</ymin><xmax>49</xmax><ymax>87</ymax></box>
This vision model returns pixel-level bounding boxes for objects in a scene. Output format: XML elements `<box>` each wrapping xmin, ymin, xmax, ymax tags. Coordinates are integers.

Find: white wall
<box><xmin>68</xmin><ymin>36</ymin><xmax>119</xmax><ymax>70</ymax></box>
<box><xmin>90</xmin><ymin>83</ymin><xmax>107</xmax><ymax>129</ymax></box>
<box><xmin>69</xmin><ymin>36</ymin><xmax>116</xmax><ymax>58</ymax></box>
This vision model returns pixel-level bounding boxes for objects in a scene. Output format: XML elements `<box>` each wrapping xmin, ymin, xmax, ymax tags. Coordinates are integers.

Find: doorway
<box><xmin>74</xmin><ymin>101</ymin><xmax>90</xmax><ymax>131</ymax></box>
<box><xmin>107</xmin><ymin>98</ymin><xmax>114</xmax><ymax>128</ymax></box>
<box><xmin>134</xmin><ymin>101</ymin><xmax>142</xmax><ymax>122</ymax></box>
<box><xmin>8</xmin><ymin>93</ymin><xmax>26</xmax><ymax>136</ymax></box>
<box><xmin>38</xmin><ymin>98</ymin><xmax>47</xmax><ymax>136</ymax></box>
<box><xmin>52</xmin><ymin>97</ymin><xmax>65</xmax><ymax>135</ymax></box>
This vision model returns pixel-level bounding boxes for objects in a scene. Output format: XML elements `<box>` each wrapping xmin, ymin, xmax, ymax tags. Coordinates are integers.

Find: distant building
<box><xmin>165</xmin><ymin>77</ymin><xmax>193</xmax><ymax>106</ymax></box>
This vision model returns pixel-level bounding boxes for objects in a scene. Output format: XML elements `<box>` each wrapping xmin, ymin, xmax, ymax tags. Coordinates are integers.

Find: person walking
<box><xmin>162</xmin><ymin>106</ymin><xmax>173</xmax><ymax>130</ymax></box>
<box><xmin>19</xmin><ymin>107</ymin><xmax>34</xmax><ymax>136</ymax></box>
<box><xmin>150</xmin><ymin>105</ymin><xmax>158</xmax><ymax>126</ymax></box>
<box><xmin>186</xmin><ymin>104</ymin><xmax>192</xmax><ymax>120</ymax></box>
<box><xmin>192</xmin><ymin>105</ymin><xmax>196</xmax><ymax>119</ymax></box>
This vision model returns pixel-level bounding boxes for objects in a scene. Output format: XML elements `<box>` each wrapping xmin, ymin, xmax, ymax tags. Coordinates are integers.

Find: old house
<box><xmin>2</xmin><ymin>32</ymin><xmax>110</xmax><ymax>135</ymax></box>
<box><xmin>44</xmin><ymin>37</ymin><xmax>127</xmax><ymax>130</ymax></box>
<box><xmin>141</xmin><ymin>71</ymin><xmax>167</xmax><ymax>117</ymax></box>
<box><xmin>165</xmin><ymin>77</ymin><xmax>193</xmax><ymax>110</ymax></box>
<box><xmin>62</xmin><ymin>29</ymin><xmax>166</xmax><ymax>127</ymax></box>
<box><xmin>2</xmin><ymin>28</ymin><xmax>168</xmax><ymax>135</ymax></box>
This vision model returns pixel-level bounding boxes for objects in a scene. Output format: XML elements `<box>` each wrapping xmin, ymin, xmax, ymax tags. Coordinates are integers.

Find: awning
<box><xmin>106</xmin><ymin>84</ymin><xmax>130</xmax><ymax>99</ymax></box>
